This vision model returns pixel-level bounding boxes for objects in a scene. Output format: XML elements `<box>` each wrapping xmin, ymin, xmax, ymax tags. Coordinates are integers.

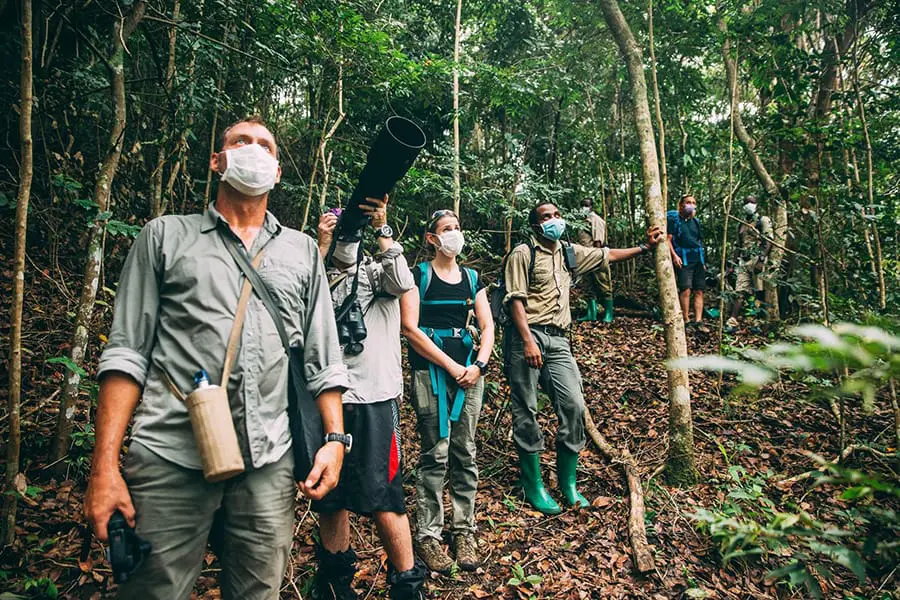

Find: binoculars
<box><xmin>336</xmin><ymin>299</ymin><xmax>367</xmax><ymax>356</ymax></box>
<box><xmin>333</xmin><ymin>116</ymin><xmax>426</xmax><ymax>243</ymax></box>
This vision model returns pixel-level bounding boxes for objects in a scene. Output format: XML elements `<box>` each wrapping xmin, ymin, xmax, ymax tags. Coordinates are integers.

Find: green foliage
<box><xmin>508</xmin><ymin>562</ymin><xmax>543</xmax><ymax>588</ymax></box>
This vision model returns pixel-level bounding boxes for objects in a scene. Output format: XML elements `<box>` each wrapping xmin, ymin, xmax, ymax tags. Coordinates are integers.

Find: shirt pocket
<box><xmin>259</xmin><ymin>259</ymin><xmax>311</xmax><ymax>340</ymax></box>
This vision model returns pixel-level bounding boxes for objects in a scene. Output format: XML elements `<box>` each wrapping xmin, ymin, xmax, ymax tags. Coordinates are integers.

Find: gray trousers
<box><xmin>506</xmin><ymin>327</ymin><xmax>586</xmax><ymax>454</ymax></box>
<box><xmin>119</xmin><ymin>442</ymin><xmax>296</xmax><ymax>600</ymax></box>
<box><xmin>410</xmin><ymin>370</ymin><xmax>483</xmax><ymax>542</ymax></box>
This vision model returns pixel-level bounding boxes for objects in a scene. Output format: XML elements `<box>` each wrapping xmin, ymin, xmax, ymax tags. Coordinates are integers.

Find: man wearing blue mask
<box><xmin>667</xmin><ymin>194</ymin><xmax>706</xmax><ymax>323</ymax></box>
<box><xmin>502</xmin><ymin>202</ymin><xmax>663</xmax><ymax>514</ymax></box>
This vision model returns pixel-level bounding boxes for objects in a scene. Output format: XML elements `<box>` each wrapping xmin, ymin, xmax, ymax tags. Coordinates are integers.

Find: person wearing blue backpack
<box><xmin>399</xmin><ymin>209</ymin><xmax>495</xmax><ymax>575</ymax></box>
<box><xmin>667</xmin><ymin>194</ymin><xmax>706</xmax><ymax>323</ymax></box>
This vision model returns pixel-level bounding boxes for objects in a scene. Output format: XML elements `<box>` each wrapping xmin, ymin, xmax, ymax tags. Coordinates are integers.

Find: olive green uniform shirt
<box><xmin>97</xmin><ymin>204</ymin><xmax>350</xmax><ymax>471</ymax></box>
<box><xmin>577</xmin><ymin>211</ymin><xmax>607</xmax><ymax>247</ymax></box>
<box><xmin>503</xmin><ymin>237</ymin><xmax>610</xmax><ymax>329</ymax></box>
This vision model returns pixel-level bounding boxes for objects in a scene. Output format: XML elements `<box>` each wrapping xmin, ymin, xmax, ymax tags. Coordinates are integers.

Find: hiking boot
<box><xmin>517</xmin><ymin>449</ymin><xmax>562</xmax><ymax>515</ymax></box>
<box><xmin>415</xmin><ymin>537</ymin><xmax>454</xmax><ymax>574</ymax></box>
<box><xmin>451</xmin><ymin>533</ymin><xmax>480</xmax><ymax>571</ymax></box>
<box><xmin>388</xmin><ymin>559</ymin><xmax>428</xmax><ymax>599</ymax></box>
<box><xmin>311</xmin><ymin>545</ymin><xmax>358</xmax><ymax>600</ymax></box>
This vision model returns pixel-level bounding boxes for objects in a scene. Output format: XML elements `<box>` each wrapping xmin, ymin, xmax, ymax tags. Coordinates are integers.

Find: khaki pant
<box><xmin>505</xmin><ymin>327</ymin><xmax>586</xmax><ymax>454</ymax></box>
<box><xmin>119</xmin><ymin>442</ymin><xmax>295</xmax><ymax>600</ymax></box>
<box><xmin>735</xmin><ymin>259</ymin><xmax>764</xmax><ymax>293</ymax></box>
<box><xmin>586</xmin><ymin>263</ymin><xmax>613</xmax><ymax>298</ymax></box>
<box><xmin>410</xmin><ymin>370</ymin><xmax>483</xmax><ymax>542</ymax></box>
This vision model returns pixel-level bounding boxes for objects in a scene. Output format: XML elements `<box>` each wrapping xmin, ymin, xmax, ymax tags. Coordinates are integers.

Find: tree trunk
<box><xmin>720</xmin><ymin>26</ymin><xmax>785</xmax><ymax>322</ymax></box>
<box><xmin>597</xmin><ymin>0</ymin><xmax>697</xmax><ymax>486</ymax></box>
<box><xmin>3</xmin><ymin>0</ymin><xmax>34</xmax><ymax>545</ymax></box>
<box><xmin>452</xmin><ymin>0</ymin><xmax>462</xmax><ymax>214</ymax></box>
<box><xmin>150</xmin><ymin>0</ymin><xmax>180</xmax><ymax>218</ymax></box>
<box><xmin>51</xmin><ymin>2</ymin><xmax>146</xmax><ymax>466</ymax></box>
<box><xmin>647</xmin><ymin>0</ymin><xmax>667</xmax><ymax>205</ymax></box>
<box><xmin>203</xmin><ymin>23</ymin><xmax>231</xmax><ymax>208</ymax></box>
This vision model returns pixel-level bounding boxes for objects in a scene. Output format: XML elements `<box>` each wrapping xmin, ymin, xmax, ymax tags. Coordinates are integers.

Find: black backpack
<box><xmin>489</xmin><ymin>238</ymin><xmax>577</xmax><ymax>327</ymax></box>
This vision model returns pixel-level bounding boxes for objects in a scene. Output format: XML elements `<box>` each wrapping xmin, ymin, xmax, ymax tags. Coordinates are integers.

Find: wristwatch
<box><xmin>639</xmin><ymin>243</ymin><xmax>650</xmax><ymax>255</ymax></box>
<box><xmin>324</xmin><ymin>432</ymin><xmax>353</xmax><ymax>453</ymax></box>
<box><xmin>473</xmin><ymin>360</ymin><xmax>488</xmax><ymax>375</ymax></box>
<box><xmin>376</xmin><ymin>224</ymin><xmax>394</xmax><ymax>238</ymax></box>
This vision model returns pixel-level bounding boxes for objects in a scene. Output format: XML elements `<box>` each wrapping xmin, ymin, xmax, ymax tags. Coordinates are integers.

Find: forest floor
<box><xmin>1</xmin><ymin>281</ymin><xmax>897</xmax><ymax>599</ymax></box>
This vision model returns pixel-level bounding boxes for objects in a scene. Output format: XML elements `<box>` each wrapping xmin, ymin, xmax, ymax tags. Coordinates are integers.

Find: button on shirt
<box><xmin>503</xmin><ymin>238</ymin><xmax>609</xmax><ymax>329</ymax></box>
<box><xmin>97</xmin><ymin>204</ymin><xmax>350</xmax><ymax>470</ymax></box>
<box><xmin>328</xmin><ymin>243</ymin><xmax>415</xmax><ymax>404</ymax></box>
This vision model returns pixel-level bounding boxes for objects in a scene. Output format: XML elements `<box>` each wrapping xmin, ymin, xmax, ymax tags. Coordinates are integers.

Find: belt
<box><xmin>529</xmin><ymin>324</ymin><xmax>568</xmax><ymax>337</ymax></box>
<box><xmin>419</xmin><ymin>326</ymin><xmax>474</xmax><ymax>438</ymax></box>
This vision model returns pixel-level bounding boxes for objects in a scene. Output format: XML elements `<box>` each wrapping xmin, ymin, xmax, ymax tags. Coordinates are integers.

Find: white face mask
<box><xmin>332</xmin><ymin>242</ymin><xmax>359</xmax><ymax>265</ymax></box>
<box><xmin>436</xmin><ymin>230</ymin><xmax>465</xmax><ymax>257</ymax></box>
<box><xmin>220</xmin><ymin>143</ymin><xmax>279</xmax><ymax>196</ymax></box>
<box><xmin>743</xmin><ymin>202</ymin><xmax>758</xmax><ymax>216</ymax></box>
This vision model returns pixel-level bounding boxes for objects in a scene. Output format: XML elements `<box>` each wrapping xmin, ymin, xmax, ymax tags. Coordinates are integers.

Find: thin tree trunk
<box><xmin>719</xmin><ymin>42</ymin><xmax>737</xmax><ymax>350</ymax></box>
<box><xmin>598</xmin><ymin>0</ymin><xmax>697</xmax><ymax>486</ymax></box>
<box><xmin>647</xmin><ymin>0</ymin><xmax>667</xmax><ymax>205</ymax></box>
<box><xmin>452</xmin><ymin>0</ymin><xmax>462</xmax><ymax>214</ymax></box>
<box><xmin>150</xmin><ymin>0</ymin><xmax>180</xmax><ymax>218</ymax></box>
<box><xmin>3</xmin><ymin>0</ymin><xmax>34</xmax><ymax>545</ymax></box>
<box><xmin>51</xmin><ymin>2</ymin><xmax>146</xmax><ymax>465</ymax></box>
<box><xmin>203</xmin><ymin>23</ymin><xmax>231</xmax><ymax>208</ymax></box>
<box><xmin>721</xmin><ymin>25</ymin><xmax>785</xmax><ymax>322</ymax></box>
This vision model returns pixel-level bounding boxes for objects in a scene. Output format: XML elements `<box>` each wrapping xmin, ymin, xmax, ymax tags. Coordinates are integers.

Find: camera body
<box><xmin>106</xmin><ymin>510</ymin><xmax>152</xmax><ymax>583</ymax></box>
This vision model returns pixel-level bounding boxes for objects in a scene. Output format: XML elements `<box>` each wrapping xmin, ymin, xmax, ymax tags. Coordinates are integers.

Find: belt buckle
<box><xmin>452</xmin><ymin>327</ymin><xmax>463</xmax><ymax>338</ymax></box>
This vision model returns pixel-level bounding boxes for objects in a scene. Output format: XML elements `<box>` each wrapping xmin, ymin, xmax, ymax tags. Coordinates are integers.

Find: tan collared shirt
<box><xmin>98</xmin><ymin>204</ymin><xmax>349</xmax><ymax>470</ymax></box>
<box><xmin>503</xmin><ymin>237</ymin><xmax>609</xmax><ymax>329</ymax></box>
<box><xmin>577</xmin><ymin>211</ymin><xmax>607</xmax><ymax>247</ymax></box>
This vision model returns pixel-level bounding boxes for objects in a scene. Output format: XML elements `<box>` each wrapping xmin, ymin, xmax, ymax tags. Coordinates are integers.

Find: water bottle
<box><xmin>184</xmin><ymin>368</ymin><xmax>245</xmax><ymax>482</ymax></box>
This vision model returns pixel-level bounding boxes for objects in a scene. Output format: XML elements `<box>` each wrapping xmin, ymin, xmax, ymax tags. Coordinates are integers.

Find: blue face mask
<box><xmin>540</xmin><ymin>218</ymin><xmax>567</xmax><ymax>241</ymax></box>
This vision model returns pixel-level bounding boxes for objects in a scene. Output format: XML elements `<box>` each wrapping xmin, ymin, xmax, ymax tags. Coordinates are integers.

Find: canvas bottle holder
<box><xmin>162</xmin><ymin>250</ymin><xmax>264</xmax><ymax>483</ymax></box>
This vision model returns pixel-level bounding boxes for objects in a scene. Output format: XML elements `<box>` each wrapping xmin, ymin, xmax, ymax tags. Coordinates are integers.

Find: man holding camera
<box><xmin>84</xmin><ymin>117</ymin><xmax>350</xmax><ymax>599</ymax></box>
<box><xmin>503</xmin><ymin>202</ymin><xmax>663</xmax><ymax>514</ymax></box>
<box><xmin>314</xmin><ymin>196</ymin><xmax>426</xmax><ymax>600</ymax></box>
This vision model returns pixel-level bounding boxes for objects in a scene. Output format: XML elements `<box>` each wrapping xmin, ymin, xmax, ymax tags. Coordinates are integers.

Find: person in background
<box><xmin>576</xmin><ymin>197</ymin><xmax>614</xmax><ymax>323</ymax></box>
<box><xmin>503</xmin><ymin>202</ymin><xmax>663</xmax><ymax>515</ymax></box>
<box><xmin>668</xmin><ymin>194</ymin><xmax>706</xmax><ymax>324</ymax></box>
<box><xmin>311</xmin><ymin>197</ymin><xmax>426</xmax><ymax>600</ymax></box>
<box><xmin>400</xmin><ymin>209</ymin><xmax>495</xmax><ymax>575</ymax></box>
<box><xmin>727</xmin><ymin>195</ymin><xmax>773</xmax><ymax>330</ymax></box>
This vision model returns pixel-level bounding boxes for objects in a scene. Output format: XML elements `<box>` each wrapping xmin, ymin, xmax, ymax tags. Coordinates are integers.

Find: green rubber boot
<box><xmin>517</xmin><ymin>450</ymin><xmax>562</xmax><ymax>515</ymax></box>
<box><xmin>578</xmin><ymin>299</ymin><xmax>598</xmax><ymax>322</ymax></box>
<box><xmin>601</xmin><ymin>298</ymin><xmax>614</xmax><ymax>323</ymax></box>
<box><xmin>557</xmin><ymin>449</ymin><xmax>589</xmax><ymax>508</ymax></box>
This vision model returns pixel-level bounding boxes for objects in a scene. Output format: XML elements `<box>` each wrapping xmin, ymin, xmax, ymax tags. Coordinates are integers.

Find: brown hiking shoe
<box><xmin>451</xmin><ymin>533</ymin><xmax>480</xmax><ymax>571</ymax></box>
<box><xmin>415</xmin><ymin>537</ymin><xmax>454</xmax><ymax>574</ymax></box>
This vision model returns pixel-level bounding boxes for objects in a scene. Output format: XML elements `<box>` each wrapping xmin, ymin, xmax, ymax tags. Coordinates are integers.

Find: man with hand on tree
<box><xmin>727</xmin><ymin>195</ymin><xmax>773</xmax><ymax>330</ymax></box>
<box><xmin>668</xmin><ymin>194</ymin><xmax>707</xmax><ymax>324</ymax></box>
<box><xmin>502</xmin><ymin>202</ymin><xmax>663</xmax><ymax>514</ymax></box>
<box><xmin>311</xmin><ymin>197</ymin><xmax>427</xmax><ymax>600</ymax></box>
<box><xmin>84</xmin><ymin>117</ymin><xmax>350</xmax><ymax>599</ymax></box>
<box><xmin>576</xmin><ymin>197</ymin><xmax>614</xmax><ymax>323</ymax></box>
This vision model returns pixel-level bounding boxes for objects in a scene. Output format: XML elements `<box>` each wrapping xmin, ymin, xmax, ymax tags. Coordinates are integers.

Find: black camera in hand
<box><xmin>336</xmin><ymin>299</ymin><xmax>367</xmax><ymax>356</ymax></box>
<box><xmin>106</xmin><ymin>510</ymin><xmax>152</xmax><ymax>584</ymax></box>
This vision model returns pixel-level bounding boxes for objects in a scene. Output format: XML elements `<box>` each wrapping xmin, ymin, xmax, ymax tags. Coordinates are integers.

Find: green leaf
<box><xmin>46</xmin><ymin>356</ymin><xmax>88</xmax><ymax>379</ymax></box>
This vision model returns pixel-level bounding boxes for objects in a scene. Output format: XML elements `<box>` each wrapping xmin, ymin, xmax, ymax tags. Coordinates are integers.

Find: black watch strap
<box><xmin>325</xmin><ymin>432</ymin><xmax>353</xmax><ymax>453</ymax></box>
<box><xmin>474</xmin><ymin>360</ymin><xmax>488</xmax><ymax>374</ymax></box>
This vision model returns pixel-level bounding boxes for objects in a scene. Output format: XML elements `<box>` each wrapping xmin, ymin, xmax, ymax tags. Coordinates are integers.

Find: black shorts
<box><xmin>677</xmin><ymin>262</ymin><xmax>706</xmax><ymax>291</ymax></box>
<box><xmin>311</xmin><ymin>399</ymin><xmax>406</xmax><ymax>515</ymax></box>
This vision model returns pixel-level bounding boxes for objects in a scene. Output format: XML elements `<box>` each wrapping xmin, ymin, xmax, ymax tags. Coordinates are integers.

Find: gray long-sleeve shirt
<box><xmin>97</xmin><ymin>204</ymin><xmax>350</xmax><ymax>470</ymax></box>
<box><xmin>328</xmin><ymin>243</ymin><xmax>415</xmax><ymax>404</ymax></box>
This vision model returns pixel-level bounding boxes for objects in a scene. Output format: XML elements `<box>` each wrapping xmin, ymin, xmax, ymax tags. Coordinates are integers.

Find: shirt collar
<box><xmin>530</xmin><ymin>236</ymin><xmax>560</xmax><ymax>254</ymax></box>
<box><xmin>201</xmin><ymin>202</ymin><xmax>282</xmax><ymax>236</ymax></box>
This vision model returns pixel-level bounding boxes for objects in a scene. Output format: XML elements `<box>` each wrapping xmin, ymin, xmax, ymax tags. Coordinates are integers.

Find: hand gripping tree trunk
<box><xmin>51</xmin><ymin>2</ymin><xmax>146</xmax><ymax>467</ymax></box>
<box><xmin>597</xmin><ymin>0</ymin><xmax>697</xmax><ymax>486</ymax></box>
<box><xmin>720</xmin><ymin>25</ymin><xmax>786</xmax><ymax>321</ymax></box>
<box><xmin>3</xmin><ymin>0</ymin><xmax>34</xmax><ymax>545</ymax></box>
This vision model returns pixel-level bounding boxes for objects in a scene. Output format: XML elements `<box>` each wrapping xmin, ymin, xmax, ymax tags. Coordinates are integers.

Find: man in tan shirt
<box><xmin>576</xmin><ymin>197</ymin><xmax>614</xmax><ymax>322</ymax></box>
<box><xmin>502</xmin><ymin>202</ymin><xmax>663</xmax><ymax>514</ymax></box>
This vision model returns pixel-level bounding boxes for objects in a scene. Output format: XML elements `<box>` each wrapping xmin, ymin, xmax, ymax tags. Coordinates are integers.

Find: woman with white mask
<box><xmin>399</xmin><ymin>209</ymin><xmax>495</xmax><ymax>575</ymax></box>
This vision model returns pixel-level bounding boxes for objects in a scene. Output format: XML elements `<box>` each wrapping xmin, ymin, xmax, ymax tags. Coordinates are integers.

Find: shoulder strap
<box><xmin>463</xmin><ymin>267</ymin><xmax>478</xmax><ymax>302</ymax></box>
<box><xmin>417</xmin><ymin>261</ymin><xmax>432</xmax><ymax>302</ymax></box>
<box><xmin>526</xmin><ymin>239</ymin><xmax>537</xmax><ymax>284</ymax></box>
<box><xmin>219</xmin><ymin>227</ymin><xmax>290</xmax><ymax>355</ymax></box>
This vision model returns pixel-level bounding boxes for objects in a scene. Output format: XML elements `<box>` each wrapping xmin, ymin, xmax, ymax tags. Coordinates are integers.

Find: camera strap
<box><xmin>219</xmin><ymin>226</ymin><xmax>291</xmax><ymax>355</ymax></box>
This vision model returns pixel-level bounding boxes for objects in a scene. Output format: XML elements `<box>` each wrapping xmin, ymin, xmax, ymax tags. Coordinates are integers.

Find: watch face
<box><xmin>379</xmin><ymin>224</ymin><xmax>393</xmax><ymax>237</ymax></box>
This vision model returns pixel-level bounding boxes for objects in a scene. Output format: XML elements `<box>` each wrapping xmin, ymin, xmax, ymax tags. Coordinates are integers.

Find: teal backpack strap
<box><xmin>464</xmin><ymin>267</ymin><xmax>478</xmax><ymax>303</ymax></box>
<box><xmin>417</xmin><ymin>261</ymin><xmax>432</xmax><ymax>303</ymax></box>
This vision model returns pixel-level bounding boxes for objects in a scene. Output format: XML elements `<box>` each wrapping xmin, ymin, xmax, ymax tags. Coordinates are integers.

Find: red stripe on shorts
<box><xmin>388</xmin><ymin>431</ymin><xmax>399</xmax><ymax>482</ymax></box>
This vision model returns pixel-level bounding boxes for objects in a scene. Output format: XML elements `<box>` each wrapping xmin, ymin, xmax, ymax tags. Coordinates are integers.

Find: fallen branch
<box><xmin>583</xmin><ymin>408</ymin><xmax>655</xmax><ymax>573</ymax></box>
